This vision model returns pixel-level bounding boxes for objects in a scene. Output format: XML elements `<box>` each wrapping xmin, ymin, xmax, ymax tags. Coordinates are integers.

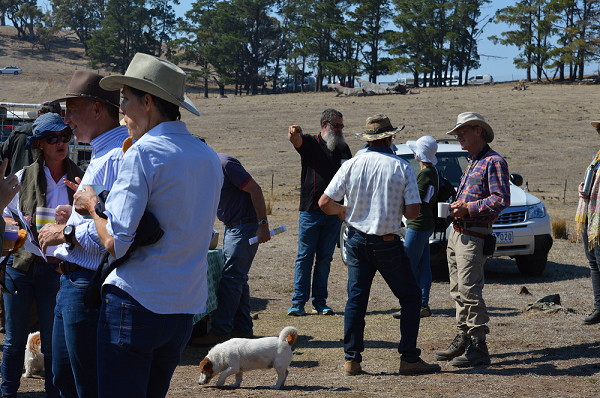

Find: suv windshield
<box><xmin>397</xmin><ymin>152</ymin><xmax>468</xmax><ymax>187</ymax></box>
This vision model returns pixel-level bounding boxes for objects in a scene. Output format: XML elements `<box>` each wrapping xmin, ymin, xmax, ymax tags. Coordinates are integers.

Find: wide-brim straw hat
<box><xmin>50</xmin><ymin>70</ymin><xmax>120</xmax><ymax>109</ymax></box>
<box><xmin>99</xmin><ymin>53</ymin><xmax>199</xmax><ymax>116</ymax></box>
<box><xmin>356</xmin><ymin>114</ymin><xmax>404</xmax><ymax>141</ymax></box>
<box><xmin>446</xmin><ymin>112</ymin><xmax>494</xmax><ymax>143</ymax></box>
<box><xmin>407</xmin><ymin>136</ymin><xmax>438</xmax><ymax>165</ymax></box>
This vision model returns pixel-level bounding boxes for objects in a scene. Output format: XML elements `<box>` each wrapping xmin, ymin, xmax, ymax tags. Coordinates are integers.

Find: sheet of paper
<box><xmin>423</xmin><ymin>185</ymin><xmax>435</xmax><ymax>203</ymax></box>
<box><xmin>9</xmin><ymin>208</ymin><xmax>47</xmax><ymax>261</ymax></box>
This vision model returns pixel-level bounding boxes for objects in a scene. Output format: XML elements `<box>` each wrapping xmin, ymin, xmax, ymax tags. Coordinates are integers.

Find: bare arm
<box><xmin>288</xmin><ymin>125</ymin><xmax>303</xmax><ymax>149</ymax></box>
<box><xmin>318</xmin><ymin>194</ymin><xmax>346</xmax><ymax>221</ymax></box>
<box><xmin>241</xmin><ymin>178</ymin><xmax>270</xmax><ymax>243</ymax></box>
<box><xmin>404</xmin><ymin>203</ymin><xmax>421</xmax><ymax>220</ymax></box>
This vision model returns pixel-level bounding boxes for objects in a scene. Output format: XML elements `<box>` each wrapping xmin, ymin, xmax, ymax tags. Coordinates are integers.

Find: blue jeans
<box><xmin>404</xmin><ymin>228</ymin><xmax>434</xmax><ymax>307</ymax></box>
<box><xmin>210</xmin><ymin>222</ymin><xmax>259</xmax><ymax>336</ymax></box>
<box><xmin>583</xmin><ymin>227</ymin><xmax>600</xmax><ymax>310</ymax></box>
<box><xmin>292</xmin><ymin>210</ymin><xmax>341</xmax><ymax>307</ymax></box>
<box><xmin>53</xmin><ymin>268</ymin><xmax>99</xmax><ymax>398</ymax></box>
<box><xmin>97</xmin><ymin>285</ymin><xmax>193</xmax><ymax>398</ymax></box>
<box><xmin>1</xmin><ymin>259</ymin><xmax>61</xmax><ymax>398</ymax></box>
<box><xmin>344</xmin><ymin>228</ymin><xmax>421</xmax><ymax>363</ymax></box>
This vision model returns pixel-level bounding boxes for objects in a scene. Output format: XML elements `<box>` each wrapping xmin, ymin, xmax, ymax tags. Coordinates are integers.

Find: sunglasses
<box><xmin>327</xmin><ymin>121</ymin><xmax>344</xmax><ymax>129</ymax></box>
<box><xmin>45</xmin><ymin>132</ymin><xmax>72</xmax><ymax>145</ymax></box>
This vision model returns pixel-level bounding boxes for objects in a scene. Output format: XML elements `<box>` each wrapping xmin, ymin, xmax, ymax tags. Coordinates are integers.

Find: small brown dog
<box><xmin>198</xmin><ymin>326</ymin><xmax>298</xmax><ymax>389</ymax></box>
<box><xmin>24</xmin><ymin>331</ymin><xmax>44</xmax><ymax>378</ymax></box>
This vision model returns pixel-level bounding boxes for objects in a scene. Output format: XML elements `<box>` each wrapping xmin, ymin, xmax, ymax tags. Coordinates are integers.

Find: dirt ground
<box><xmin>1</xmin><ymin>26</ymin><xmax>600</xmax><ymax>397</ymax></box>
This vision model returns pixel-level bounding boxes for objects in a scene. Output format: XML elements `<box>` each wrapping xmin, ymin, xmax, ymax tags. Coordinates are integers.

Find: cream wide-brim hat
<box><xmin>407</xmin><ymin>135</ymin><xmax>438</xmax><ymax>165</ymax></box>
<box><xmin>100</xmin><ymin>53</ymin><xmax>199</xmax><ymax>116</ymax></box>
<box><xmin>446</xmin><ymin>111</ymin><xmax>494</xmax><ymax>143</ymax></box>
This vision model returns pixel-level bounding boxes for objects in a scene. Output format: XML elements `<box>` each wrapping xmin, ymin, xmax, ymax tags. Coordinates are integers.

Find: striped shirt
<box><xmin>456</xmin><ymin>146</ymin><xmax>510</xmax><ymax>223</ymax></box>
<box><xmin>53</xmin><ymin>125</ymin><xmax>129</xmax><ymax>270</ymax></box>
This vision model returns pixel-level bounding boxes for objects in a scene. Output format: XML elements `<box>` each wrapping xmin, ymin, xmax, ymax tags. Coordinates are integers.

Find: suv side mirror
<box><xmin>510</xmin><ymin>173</ymin><xmax>523</xmax><ymax>186</ymax></box>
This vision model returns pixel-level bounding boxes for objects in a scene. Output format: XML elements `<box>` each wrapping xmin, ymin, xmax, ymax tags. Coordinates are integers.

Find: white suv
<box><xmin>338</xmin><ymin>139</ymin><xmax>553</xmax><ymax>277</ymax></box>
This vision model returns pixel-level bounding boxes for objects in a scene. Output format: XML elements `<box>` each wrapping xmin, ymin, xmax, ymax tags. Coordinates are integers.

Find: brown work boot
<box><xmin>399</xmin><ymin>358</ymin><xmax>441</xmax><ymax>374</ymax></box>
<box><xmin>452</xmin><ymin>337</ymin><xmax>490</xmax><ymax>367</ymax></box>
<box><xmin>434</xmin><ymin>332</ymin><xmax>470</xmax><ymax>361</ymax></box>
<box><xmin>190</xmin><ymin>332</ymin><xmax>229</xmax><ymax>347</ymax></box>
<box><xmin>344</xmin><ymin>360</ymin><xmax>361</xmax><ymax>376</ymax></box>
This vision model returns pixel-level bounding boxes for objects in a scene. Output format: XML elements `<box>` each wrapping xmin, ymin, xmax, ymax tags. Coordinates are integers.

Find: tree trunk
<box><xmin>204</xmin><ymin>76</ymin><xmax>209</xmax><ymax>99</ymax></box>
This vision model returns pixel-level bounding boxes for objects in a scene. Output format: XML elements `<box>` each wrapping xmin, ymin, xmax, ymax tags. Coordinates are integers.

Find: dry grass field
<box><xmin>1</xmin><ymin>26</ymin><xmax>600</xmax><ymax>397</ymax></box>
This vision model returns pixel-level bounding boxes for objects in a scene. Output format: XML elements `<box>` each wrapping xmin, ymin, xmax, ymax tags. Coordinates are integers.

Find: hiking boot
<box><xmin>583</xmin><ymin>309</ymin><xmax>600</xmax><ymax>325</ymax></box>
<box><xmin>420</xmin><ymin>306</ymin><xmax>432</xmax><ymax>318</ymax></box>
<box><xmin>451</xmin><ymin>337</ymin><xmax>491</xmax><ymax>367</ymax></box>
<box><xmin>190</xmin><ymin>332</ymin><xmax>229</xmax><ymax>347</ymax></box>
<box><xmin>231</xmin><ymin>330</ymin><xmax>254</xmax><ymax>339</ymax></box>
<box><xmin>392</xmin><ymin>311</ymin><xmax>401</xmax><ymax>319</ymax></box>
<box><xmin>399</xmin><ymin>358</ymin><xmax>441</xmax><ymax>374</ymax></box>
<box><xmin>434</xmin><ymin>332</ymin><xmax>470</xmax><ymax>361</ymax></box>
<box><xmin>313</xmin><ymin>304</ymin><xmax>334</xmax><ymax>315</ymax></box>
<box><xmin>287</xmin><ymin>304</ymin><xmax>305</xmax><ymax>316</ymax></box>
<box><xmin>344</xmin><ymin>360</ymin><xmax>361</xmax><ymax>376</ymax></box>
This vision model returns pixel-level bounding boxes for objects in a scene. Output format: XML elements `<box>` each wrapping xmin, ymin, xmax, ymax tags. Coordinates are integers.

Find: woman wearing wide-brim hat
<box><xmin>73</xmin><ymin>53</ymin><xmax>222</xmax><ymax>397</ymax></box>
<box><xmin>575</xmin><ymin>120</ymin><xmax>600</xmax><ymax>326</ymax></box>
<box><xmin>1</xmin><ymin>113</ymin><xmax>83</xmax><ymax>398</ymax></box>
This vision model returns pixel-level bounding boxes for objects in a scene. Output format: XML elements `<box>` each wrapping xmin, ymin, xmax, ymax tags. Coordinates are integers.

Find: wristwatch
<box><xmin>63</xmin><ymin>225</ymin><xmax>76</xmax><ymax>250</ymax></box>
<box><xmin>258</xmin><ymin>219</ymin><xmax>268</xmax><ymax>226</ymax></box>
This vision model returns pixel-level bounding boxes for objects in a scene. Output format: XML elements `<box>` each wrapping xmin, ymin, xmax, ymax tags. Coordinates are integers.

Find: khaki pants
<box><xmin>447</xmin><ymin>227</ymin><xmax>491</xmax><ymax>339</ymax></box>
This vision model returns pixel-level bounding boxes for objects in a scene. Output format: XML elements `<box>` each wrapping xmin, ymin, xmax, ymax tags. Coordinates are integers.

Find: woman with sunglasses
<box><xmin>1</xmin><ymin>112</ymin><xmax>83</xmax><ymax>398</ymax></box>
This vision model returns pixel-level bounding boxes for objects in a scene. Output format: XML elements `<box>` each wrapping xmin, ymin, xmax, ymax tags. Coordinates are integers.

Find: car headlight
<box><xmin>526</xmin><ymin>202</ymin><xmax>547</xmax><ymax>220</ymax></box>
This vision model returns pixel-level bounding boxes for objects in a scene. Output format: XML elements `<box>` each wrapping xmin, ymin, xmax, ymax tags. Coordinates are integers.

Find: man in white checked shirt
<box><xmin>37</xmin><ymin>71</ymin><xmax>129</xmax><ymax>398</ymax></box>
<box><xmin>319</xmin><ymin>115</ymin><xmax>441</xmax><ymax>377</ymax></box>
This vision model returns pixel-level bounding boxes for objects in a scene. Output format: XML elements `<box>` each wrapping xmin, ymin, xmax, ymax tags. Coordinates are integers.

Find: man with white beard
<box><xmin>287</xmin><ymin>109</ymin><xmax>352</xmax><ymax>316</ymax></box>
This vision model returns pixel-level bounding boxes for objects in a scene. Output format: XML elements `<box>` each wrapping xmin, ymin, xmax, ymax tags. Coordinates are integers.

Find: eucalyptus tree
<box><xmin>51</xmin><ymin>0</ymin><xmax>105</xmax><ymax>55</ymax></box>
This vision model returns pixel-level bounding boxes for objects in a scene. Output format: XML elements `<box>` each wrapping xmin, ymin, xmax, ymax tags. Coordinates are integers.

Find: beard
<box><xmin>322</xmin><ymin>125</ymin><xmax>346</xmax><ymax>152</ymax></box>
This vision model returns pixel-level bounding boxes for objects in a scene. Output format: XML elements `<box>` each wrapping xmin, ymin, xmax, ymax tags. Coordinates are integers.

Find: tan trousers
<box><xmin>447</xmin><ymin>226</ymin><xmax>491</xmax><ymax>339</ymax></box>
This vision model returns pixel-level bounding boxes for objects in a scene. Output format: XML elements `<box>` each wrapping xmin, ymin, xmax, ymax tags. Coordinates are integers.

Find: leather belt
<box><xmin>58</xmin><ymin>261</ymin><xmax>84</xmax><ymax>274</ymax></box>
<box><xmin>34</xmin><ymin>255</ymin><xmax>61</xmax><ymax>264</ymax></box>
<box><xmin>453</xmin><ymin>221</ymin><xmax>491</xmax><ymax>229</ymax></box>
<box><xmin>226</xmin><ymin>217</ymin><xmax>257</xmax><ymax>230</ymax></box>
<box><xmin>453</xmin><ymin>225</ymin><xmax>488</xmax><ymax>239</ymax></box>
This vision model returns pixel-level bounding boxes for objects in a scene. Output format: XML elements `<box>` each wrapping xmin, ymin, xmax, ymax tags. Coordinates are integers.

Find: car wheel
<box><xmin>339</xmin><ymin>222</ymin><xmax>349</xmax><ymax>265</ymax></box>
<box><xmin>14</xmin><ymin>71</ymin><xmax>18</xmax><ymax>75</ymax></box>
<box><xmin>515</xmin><ymin>252</ymin><xmax>548</xmax><ymax>276</ymax></box>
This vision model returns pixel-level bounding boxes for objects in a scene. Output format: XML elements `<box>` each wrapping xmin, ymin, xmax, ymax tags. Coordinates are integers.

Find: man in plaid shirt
<box><xmin>434</xmin><ymin>112</ymin><xmax>510</xmax><ymax>367</ymax></box>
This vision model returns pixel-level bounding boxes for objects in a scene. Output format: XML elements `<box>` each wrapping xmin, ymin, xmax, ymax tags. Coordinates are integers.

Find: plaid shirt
<box><xmin>456</xmin><ymin>146</ymin><xmax>510</xmax><ymax>223</ymax></box>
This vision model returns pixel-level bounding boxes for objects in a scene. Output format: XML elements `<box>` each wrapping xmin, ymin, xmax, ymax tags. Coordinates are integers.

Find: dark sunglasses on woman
<box><xmin>44</xmin><ymin>132</ymin><xmax>72</xmax><ymax>145</ymax></box>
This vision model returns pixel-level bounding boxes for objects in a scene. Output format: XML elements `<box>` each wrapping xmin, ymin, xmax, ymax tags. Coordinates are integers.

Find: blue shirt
<box><xmin>217</xmin><ymin>153</ymin><xmax>256</xmax><ymax>226</ymax></box>
<box><xmin>104</xmin><ymin>121</ymin><xmax>223</xmax><ymax>314</ymax></box>
<box><xmin>54</xmin><ymin>125</ymin><xmax>129</xmax><ymax>269</ymax></box>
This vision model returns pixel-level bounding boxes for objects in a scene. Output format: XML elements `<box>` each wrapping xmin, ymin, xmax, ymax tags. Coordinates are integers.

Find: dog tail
<box><xmin>278</xmin><ymin>326</ymin><xmax>298</xmax><ymax>347</ymax></box>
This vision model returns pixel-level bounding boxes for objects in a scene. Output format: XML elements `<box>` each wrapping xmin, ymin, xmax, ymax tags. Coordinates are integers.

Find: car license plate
<box><xmin>493</xmin><ymin>231</ymin><xmax>513</xmax><ymax>244</ymax></box>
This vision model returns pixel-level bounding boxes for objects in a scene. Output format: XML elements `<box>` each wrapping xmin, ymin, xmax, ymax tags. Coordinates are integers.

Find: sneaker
<box><xmin>451</xmin><ymin>337</ymin><xmax>491</xmax><ymax>367</ymax></box>
<box><xmin>392</xmin><ymin>311</ymin><xmax>401</xmax><ymax>319</ymax></box>
<box><xmin>190</xmin><ymin>332</ymin><xmax>229</xmax><ymax>347</ymax></box>
<box><xmin>420</xmin><ymin>306</ymin><xmax>432</xmax><ymax>318</ymax></box>
<box><xmin>399</xmin><ymin>357</ymin><xmax>441</xmax><ymax>374</ymax></box>
<box><xmin>434</xmin><ymin>332</ymin><xmax>470</xmax><ymax>361</ymax></box>
<box><xmin>583</xmin><ymin>309</ymin><xmax>600</xmax><ymax>325</ymax></box>
<box><xmin>287</xmin><ymin>304</ymin><xmax>305</xmax><ymax>316</ymax></box>
<box><xmin>344</xmin><ymin>360</ymin><xmax>361</xmax><ymax>376</ymax></box>
<box><xmin>313</xmin><ymin>304</ymin><xmax>334</xmax><ymax>315</ymax></box>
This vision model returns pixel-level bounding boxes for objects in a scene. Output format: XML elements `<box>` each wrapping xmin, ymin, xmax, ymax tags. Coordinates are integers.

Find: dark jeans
<box><xmin>97</xmin><ymin>285</ymin><xmax>193</xmax><ymax>398</ymax></box>
<box><xmin>53</xmin><ymin>268</ymin><xmax>99</xmax><ymax>398</ymax></box>
<box><xmin>583</xmin><ymin>228</ymin><xmax>600</xmax><ymax>310</ymax></box>
<box><xmin>343</xmin><ymin>228</ymin><xmax>422</xmax><ymax>363</ymax></box>
<box><xmin>1</xmin><ymin>259</ymin><xmax>60</xmax><ymax>398</ymax></box>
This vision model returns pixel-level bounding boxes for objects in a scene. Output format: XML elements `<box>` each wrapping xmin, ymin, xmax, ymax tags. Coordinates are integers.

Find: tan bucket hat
<box><xmin>50</xmin><ymin>70</ymin><xmax>120</xmax><ymax>109</ymax></box>
<box><xmin>99</xmin><ymin>53</ymin><xmax>199</xmax><ymax>116</ymax></box>
<box><xmin>356</xmin><ymin>114</ymin><xmax>405</xmax><ymax>141</ymax></box>
<box><xmin>446</xmin><ymin>112</ymin><xmax>494</xmax><ymax>143</ymax></box>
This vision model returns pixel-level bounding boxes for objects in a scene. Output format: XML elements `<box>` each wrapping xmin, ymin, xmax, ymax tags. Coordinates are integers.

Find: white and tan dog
<box><xmin>198</xmin><ymin>326</ymin><xmax>298</xmax><ymax>389</ymax></box>
<box><xmin>24</xmin><ymin>331</ymin><xmax>44</xmax><ymax>378</ymax></box>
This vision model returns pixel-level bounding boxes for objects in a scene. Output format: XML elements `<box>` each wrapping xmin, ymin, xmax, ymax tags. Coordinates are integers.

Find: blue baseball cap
<box><xmin>26</xmin><ymin>113</ymin><xmax>71</xmax><ymax>149</ymax></box>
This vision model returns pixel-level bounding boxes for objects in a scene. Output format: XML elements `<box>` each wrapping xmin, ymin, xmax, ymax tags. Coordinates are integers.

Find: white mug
<box><xmin>438</xmin><ymin>202</ymin><xmax>450</xmax><ymax>218</ymax></box>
